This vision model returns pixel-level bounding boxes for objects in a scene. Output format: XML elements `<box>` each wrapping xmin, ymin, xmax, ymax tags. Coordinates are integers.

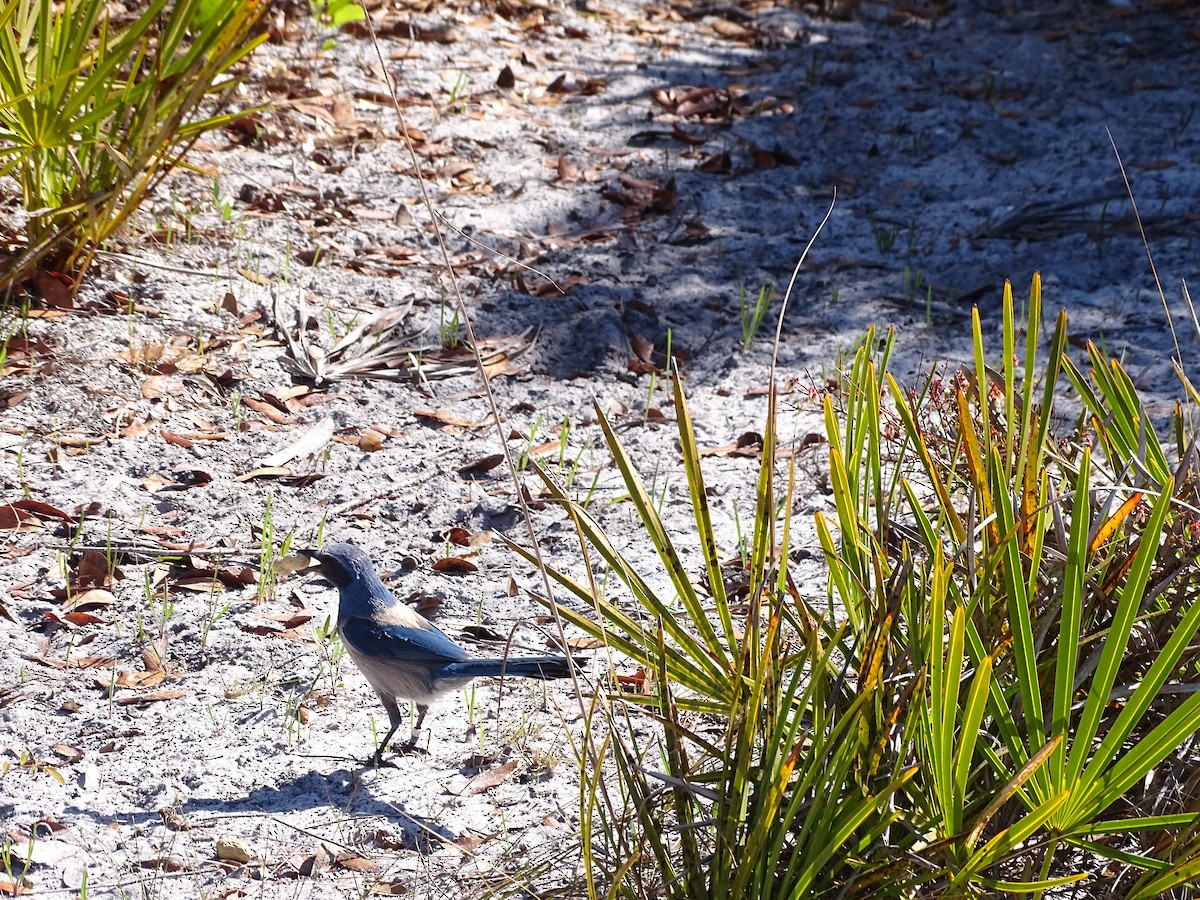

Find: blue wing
<box><xmin>339</xmin><ymin>615</ymin><xmax>470</xmax><ymax>665</ymax></box>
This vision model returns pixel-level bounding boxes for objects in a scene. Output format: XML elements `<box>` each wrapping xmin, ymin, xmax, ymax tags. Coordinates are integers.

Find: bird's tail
<box><xmin>441</xmin><ymin>656</ymin><xmax>575</xmax><ymax>681</ymax></box>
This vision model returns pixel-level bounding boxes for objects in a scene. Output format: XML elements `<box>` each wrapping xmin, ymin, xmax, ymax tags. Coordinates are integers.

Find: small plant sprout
<box><xmin>229</xmin><ymin>389</ymin><xmax>243</xmax><ymax>435</ymax></box>
<box><xmin>257</xmin><ymin>491</ymin><xmax>294</xmax><ymax>600</ymax></box>
<box><xmin>0</xmin><ymin>750</ymin><xmax>65</xmax><ymax>786</ymax></box>
<box><xmin>200</xmin><ymin>583</ymin><xmax>232</xmax><ymax>650</ymax></box>
<box><xmin>868</xmin><ymin>210</ymin><xmax>900</xmax><ymax>253</ymax></box>
<box><xmin>440</xmin><ymin>296</ymin><xmax>461</xmax><ymax>349</ymax></box>
<box><xmin>557</xmin><ymin>415</ymin><xmax>571</xmax><ymax>473</ymax></box>
<box><xmin>739</xmin><ymin>282</ymin><xmax>775</xmax><ymax>350</ymax></box>
<box><xmin>315</xmin><ymin>615</ymin><xmax>346</xmax><ymax>692</ymax></box>
<box><xmin>519</xmin><ymin>413</ymin><xmax>545</xmax><ymax>471</ymax></box>
<box><xmin>446</xmin><ymin>71</ymin><xmax>470</xmax><ymax>112</ymax></box>
<box><xmin>643</xmin><ymin>328</ymin><xmax>672</xmax><ymax>422</ymax></box>
<box><xmin>903</xmin><ymin>263</ymin><xmax>925</xmax><ymax>302</ymax></box>
<box><xmin>211</xmin><ymin>178</ymin><xmax>237</xmax><ymax>224</ymax></box>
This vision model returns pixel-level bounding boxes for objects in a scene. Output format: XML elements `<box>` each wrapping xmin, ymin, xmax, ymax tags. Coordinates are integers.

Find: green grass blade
<box><xmin>1051</xmin><ymin>447</ymin><xmax>1089</xmax><ymax>789</ymax></box>
<box><xmin>1066</xmin><ymin>478</ymin><xmax>1174</xmax><ymax>796</ymax></box>
<box><xmin>671</xmin><ymin>365</ymin><xmax>737</xmax><ymax>650</ymax></box>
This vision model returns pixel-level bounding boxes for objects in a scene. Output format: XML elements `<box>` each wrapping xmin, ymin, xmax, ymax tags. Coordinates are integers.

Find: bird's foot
<box><xmin>364</xmin><ymin>752</ymin><xmax>400</xmax><ymax>769</ymax></box>
<box><xmin>365</xmin><ymin>735</ymin><xmax>426</xmax><ymax>767</ymax></box>
<box><xmin>394</xmin><ymin>734</ymin><xmax>428</xmax><ymax>756</ymax></box>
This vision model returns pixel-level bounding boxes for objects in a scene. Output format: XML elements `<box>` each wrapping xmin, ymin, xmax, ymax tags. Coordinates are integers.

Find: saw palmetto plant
<box><xmin>516</xmin><ymin>276</ymin><xmax>1200</xmax><ymax>898</ymax></box>
<box><xmin>0</xmin><ymin>0</ymin><xmax>269</xmax><ymax>293</ymax></box>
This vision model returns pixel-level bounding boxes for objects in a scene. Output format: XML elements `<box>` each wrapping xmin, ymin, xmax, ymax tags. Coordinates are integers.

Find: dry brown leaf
<box><xmin>357</xmin><ymin>429</ymin><xmax>386</xmax><ymax>452</ymax></box>
<box><xmin>234</xmin><ymin>466</ymin><xmax>293</xmax><ymax>482</ymax></box>
<box><xmin>368</xmin><ymin>881</ymin><xmax>408</xmax><ymax>896</ymax></box>
<box><xmin>442</xmin><ymin>527</ymin><xmax>472</xmax><ymax>546</ymax></box>
<box><xmin>458</xmin><ymin>759</ymin><xmax>519</xmax><ymax>795</ymax></box>
<box><xmin>116</xmin><ymin>690</ymin><xmax>186</xmax><ymax>706</ymax></box>
<box><xmin>458</xmin><ymin>454</ymin><xmax>504</xmax><ymax>477</ymax></box>
<box><xmin>615</xmin><ymin>668</ymin><xmax>650</xmax><ymax>693</ymax></box>
<box><xmin>552</xmin><ymin>154</ymin><xmax>583</xmax><ymax>184</ymax></box>
<box><xmin>72</xmin><ymin>550</ymin><xmax>118</xmax><ymax>590</ymax></box>
<box><xmin>121</xmin><ymin>418</ymin><xmax>154</xmax><ymax>439</ymax></box>
<box><xmin>414</xmin><ymin>409</ymin><xmax>480</xmax><ymax>429</ymax></box>
<box><xmin>242</xmin><ymin>397</ymin><xmax>291</xmax><ymax>424</ymax></box>
<box><xmin>36</xmin><ymin>270</ymin><xmax>74</xmax><ymax>308</ymax></box>
<box><xmin>567</xmin><ymin>636</ymin><xmax>605</xmax><ymax>650</ymax></box>
<box><xmin>141</xmin><ymin>376</ymin><xmax>183</xmax><ymax>399</ymax></box>
<box><xmin>51</xmin><ymin>743</ymin><xmax>85</xmax><ymax>763</ymax></box>
<box><xmin>115</xmin><ymin>670</ymin><xmax>165</xmax><ymax>689</ymax></box>
<box><xmin>697</xmin><ymin>151</ymin><xmax>731</xmax><ymax>174</ymax></box>
<box><xmin>62</xmin><ymin>589</ymin><xmax>117</xmax><ymax>612</ymax></box>
<box><xmin>431</xmin><ymin>556</ymin><xmax>478</xmax><ymax>574</ymax></box>
<box><xmin>0</xmin><ymin>873</ymin><xmax>35</xmax><ymax>895</ymax></box>
<box><xmin>62</xmin><ymin>611</ymin><xmax>104</xmax><ymax>626</ymax></box>
<box><xmin>335</xmin><ymin>853</ymin><xmax>382</xmax><ymax>874</ymax></box>
<box><xmin>143</xmin><ymin>637</ymin><xmax>169</xmax><ymax>673</ymax></box>
<box><xmin>708</xmin><ymin>18</ymin><xmax>753</xmax><ymax>40</ymax></box>
<box><xmin>29</xmin><ymin>655</ymin><xmax>119</xmax><ymax>669</ymax></box>
<box><xmin>161</xmin><ymin>431</ymin><xmax>194</xmax><ymax>449</ymax></box>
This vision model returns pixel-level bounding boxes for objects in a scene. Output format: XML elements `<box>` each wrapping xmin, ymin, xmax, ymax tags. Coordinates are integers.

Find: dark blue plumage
<box><xmin>306</xmin><ymin>542</ymin><xmax>572</xmax><ymax>760</ymax></box>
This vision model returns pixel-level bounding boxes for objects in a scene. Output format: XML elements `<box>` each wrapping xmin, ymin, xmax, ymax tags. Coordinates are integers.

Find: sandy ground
<box><xmin>2</xmin><ymin>0</ymin><xmax>1199</xmax><ymax>896</ymax></box>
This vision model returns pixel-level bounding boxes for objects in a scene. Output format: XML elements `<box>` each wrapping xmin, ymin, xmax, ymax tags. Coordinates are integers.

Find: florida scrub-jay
<box><xmin>303</xmin><ymin>542</ymin><xmax>573</xmax><ymax>761</ymax></box>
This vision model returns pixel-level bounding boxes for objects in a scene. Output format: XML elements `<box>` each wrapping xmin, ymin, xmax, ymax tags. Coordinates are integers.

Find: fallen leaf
<box><xmin>369</xmin><ymin>882</ymin><xmax>408</xmax><ymax>896</ymax></box>
<box><xmin>36</xmin><ymin>270</ymin><xmax>74</xmax><ymax>308</ymax></box>
<box><xmin>116</xmin><ymin>690</ymin><xmax>186</xmax><ymax>706</ymax></box>
<box><xmin>27</xmin><ymin>655</ymin><xmax>119</xmax><ymax>670</ymax></box>
<box><xmin>458</xmin><ymin>759</ymin><xmax>518</xmax><ymax>795</ymax></box>
<box><xmin>414</xmin><ymin>409</ymin><xmax>480</xmax><ymax>429</ymax></box>
<box><xmin>0</xmin><ymin>499</ymin><xmax>73</xmax><ymax>530</ymax></box>
<box><xmin>431</xmin><ymin>556</ymin><xmax>478</xmax><ymax>574</ymax></box>
<box><xmin>442</xmin><ymin>527</ymin><xmax>472</xmax><ymax>546</ymax></box>
<box><xmin>62</xmin><ymin>611</ymin><xmax>105</xmax><ymax>626</ymax></box>
<box><xmin>234</xmin><ymin>466</ymin><xmax>293</xmax><ymax>482</ymax></box>
<box><xmin>357</xmin><ymin>428</ymin><xmax>386</xmax><ymax>452</ymax></box>
<box><xmin>697</xmin><ymin>151</ymin><xmax>731</xmax><ymax>174</ymax></box>
<box><xmin>51</xmin><ymin>744</ymin><xmax>84</xmax><ymax>763</ymax></box>
<box><xmin>708</xmin><ymin>17</ymin><xmax>753</xmax><ymax>40</ymax></box>
<box><xmin>258</xmin><ymin>418</ymin><xmax>335</xmax><ymax>468</ymax></box>
<box><xmin>458</xmin><ymin>454</ymin><xmax>504</xmax><ymax>477</ymax></box>
<box><xmin>140</xmin><ymin>855</ymin><xmax>191</xmax><ymax>872</ymax></box>
<box><xmin>615</xmin><ymin>667</ymin><xmax>650</xmax><ymax>693</ymax></box>
<box><xmin>335</xmin><ymin>853</ymin><xmax>381</xmax><ymax>874</ymax></box>
<box><xmin>114</xmin><ymin>670</ymin><xmax>165</xmax><ymax>689</ymax></box>
<box><xmin>143</xmin><ymin>637</ymin><xmax>169</xmax><ymax>672</ymax></box>
<box><xmin>565</xmin><ymin>637</ymin><xmax>605</xmax><ymax>650</ymax></box>
<box><xmin>242</xmin><ymin>397</ymin><xmax>291</xmax><ymax>424</ymax></box>
<box><xmin>552</xmin><ymin>154</ymin><xmax>582</xmax><ymax>184</ymax></box>
<box><xmin>461</xmin><ymin>624</ymin><xmax>506</xmax><ymax>642</ymax></box>
<box><xmin>142</xmin><ymin>375</ymin><xmax>183</xmax><ymax>399</ymax></box>
<box><xmin>161</xmin><ymin>431</ymin><xmax>195</xmax><ymax>449</ymax></box>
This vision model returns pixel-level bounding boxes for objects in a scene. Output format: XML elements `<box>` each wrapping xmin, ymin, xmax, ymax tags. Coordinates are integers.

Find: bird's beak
<box><xmin>274</xmin><ymin>550</ymin><xmax>323</xmax><ymax>578</ymax></box>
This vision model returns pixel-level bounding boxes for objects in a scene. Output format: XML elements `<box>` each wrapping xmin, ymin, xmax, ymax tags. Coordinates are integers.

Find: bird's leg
<box><xmin>371</xmin><ymin>720</ymin><xmax>402</xmax><ymax>768</ymax></box>
<box><xmin>367</xmin><ymin>701</ymin><xmax>405</xmax><ymax>767</ymax></box>
<box><xmin>396</xmin><ymin>704</ymin><xmax>429</xmax><ymax>753</ymax></box>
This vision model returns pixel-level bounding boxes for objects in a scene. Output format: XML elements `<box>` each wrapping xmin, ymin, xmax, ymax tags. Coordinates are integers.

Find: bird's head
<box><xmin>300</xmin><ymin>542</ymin><xmax>376</xmax><ymax>590</ymax></box>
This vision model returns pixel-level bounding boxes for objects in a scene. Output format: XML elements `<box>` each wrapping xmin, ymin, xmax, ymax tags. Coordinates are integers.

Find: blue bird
<box><xmin>304</xmin><ymin>542</ymin><xmax>573</xmax><ymax>762</ymax></box>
